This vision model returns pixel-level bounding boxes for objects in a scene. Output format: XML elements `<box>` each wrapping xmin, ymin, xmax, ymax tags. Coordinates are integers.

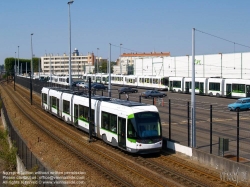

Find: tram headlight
<box><xmin>137</xmin><ymin>138</ymin><xmax>162</xmax><ymax>144</ymax></box>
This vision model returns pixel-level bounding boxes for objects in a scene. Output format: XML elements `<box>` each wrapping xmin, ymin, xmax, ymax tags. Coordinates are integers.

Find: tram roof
<box><xmin>78</xmin><ymin>94</ymin><xmax>112</xmax><ymax>101</ymax></box>
<box><xmin>108</xmin><ymin>99</ymin><xmax>147</xmax><ymax>107</ymax></box>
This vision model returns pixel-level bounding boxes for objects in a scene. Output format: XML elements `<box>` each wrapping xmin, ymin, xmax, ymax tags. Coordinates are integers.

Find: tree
<box><xmin>95</xmin><ymin>59</ymin><xmax>114</xmax><ymax>73</ymax></box>
<box><xmin>4</xmin><ymin>57</ymin><xmax>41</xmax><ymax>75</ymax></box>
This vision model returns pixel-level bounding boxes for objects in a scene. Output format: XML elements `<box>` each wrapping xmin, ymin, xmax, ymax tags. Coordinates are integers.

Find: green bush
<box><xmin>0</xmin><ymin>129</ymin><xmax>17</xmax><ymax>171</ymax></box>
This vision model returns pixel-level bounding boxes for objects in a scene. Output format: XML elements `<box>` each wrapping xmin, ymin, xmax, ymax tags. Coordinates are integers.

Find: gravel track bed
<box><xmin>1</xmin><ymin>82</ymin><xmax>245</xmax><ymax>187</ymax></box>
<box><xmin>1</xmin><ymin>83</ymin><xmax>178</xmax><ymax>186</ymax></box>
<box><xmin>1</xmin><ymin>82</ymin><xmax>116</xmax><ymax>187</ymax></box>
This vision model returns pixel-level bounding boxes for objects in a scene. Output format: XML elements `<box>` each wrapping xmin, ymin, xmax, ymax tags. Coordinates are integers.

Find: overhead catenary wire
<box><xmin>195</xmin><ymin>29</ymin><xmax>250</xmax><ymax>49</ymax></box>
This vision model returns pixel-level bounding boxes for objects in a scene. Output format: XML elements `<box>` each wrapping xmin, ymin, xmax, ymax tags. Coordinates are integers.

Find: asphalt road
<box><xmin>91</xmin><ymin>86</ymin><xmax>250</xmax><ymax>161</ymax></box>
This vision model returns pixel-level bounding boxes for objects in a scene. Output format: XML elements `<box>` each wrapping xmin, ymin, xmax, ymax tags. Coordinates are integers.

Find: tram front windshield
<box><xmin>127</xmin><ymin>112</ymin><xmax>161</xmax><ymax>139</ymax></box>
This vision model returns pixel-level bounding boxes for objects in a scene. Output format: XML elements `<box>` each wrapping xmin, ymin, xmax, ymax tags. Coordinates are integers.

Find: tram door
<box><xmin>169</xmin><ymin>81</ymin><xmax>173</xmax><ymax>91</ymax></box>
<box><xmin>73</xmin><ymin>104</ymin><xmax>78</xmax><ymax>127</ymax></box>
<box><xmin>57</xmin><ymin>98</ymin><xmax>59</xmax><ymax>116</ymax></box>
<box><xmin>118</xmin><ymin>117</ymin><xmax>126</xmax><ymax>149</ymax></box>
<box><xmin>226</xmin><ymin>84</ymin><xmax>232</xmax><ymax>97</ymax></box>
<box><xmin>199</xmin><ymin>82</ymin><xmax>204</xmax><ymax>95</ymax></box>
<box><xmin>246</xmin><ymin>85</ymin><xmax>250</xmax><ymax>97</ymax></box>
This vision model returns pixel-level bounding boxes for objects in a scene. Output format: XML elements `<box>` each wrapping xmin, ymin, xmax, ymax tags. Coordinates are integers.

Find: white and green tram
<box><xmin>41</xmin><ymin>87</ymin><xmax>162</xmax><ymax>154</ymax></box>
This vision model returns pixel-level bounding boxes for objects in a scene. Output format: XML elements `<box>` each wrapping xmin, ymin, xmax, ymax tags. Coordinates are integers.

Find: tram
<box><xmin>41</xmin><ymin>87</ymin><xmax>163</xmax><ymax>154</ymax></box>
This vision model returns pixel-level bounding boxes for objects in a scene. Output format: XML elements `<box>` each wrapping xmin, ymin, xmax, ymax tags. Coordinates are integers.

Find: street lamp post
<box><xmin>64</xmin><ymin>57</ymin><xmax>65</xmax><ymax>74</ymax></box>
<box><xmin>120</xmin><ymin>43</ymin><xmax>122</xmax><ymax>74</ymax></box>
<box><xmin>31</xmin><ymin>33</ymin><xmax>34</xmax><ymax>77</ymax></box>
<box><xmin>109</xmin><ymin>43</ymin><xmax>111</xmax><ymax>97</ymax></box>
<box><xmin>219</xmin><ymin>53</ymin><xmax>222</xmax><ymax>78</ymax></box>
<box><xmin>15</xmin><ymin>52</ymin><xmax>16</xmax><ymax>74</ymax></box>
<box><xmin>142</xmin><ymin>58</ymin><xmax>144</xmax><ymax>75</ymax></box>
<box><xmin>18</xmin><ymin>46</ymin><xmax>19</xmax><ymax>75</ymax></box>
<box><xmin>68</xmin><ymin>0</ymin><xmax>74</xmax><ymax>90</ymax></box>
<box><xmin>186</xmin><ymin>55</ymin><xmax>189</xmax><ymax>77</ymax></box>
<box><xmin>97</xmin><ymin>48</ymin><xmax>99</xmax><ymax>73</ymax></box>
<box><xmin>14</xmin><ymin>52</ymin><xmax>16</xmax><ymax>91</ymax></box>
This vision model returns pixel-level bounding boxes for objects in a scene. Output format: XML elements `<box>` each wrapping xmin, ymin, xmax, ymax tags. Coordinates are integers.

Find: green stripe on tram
<box><xmin>78</xmin><ymin>117</ymin><xmax>88</xmax><ymax>122</ymax></box>
<box><xmin>232</xmin><ymin>90</ymin><xmax>244</xmax><ymax>93</ymax></box>
<box><xmin>127</xmin><ymin>138</ymin><xmax>136</xmax><ymax>143</ymax></box>
<box><xmin>128</xmin><ymin>114</ymin><xmax>134</xmax><ymax>119</ymax></box>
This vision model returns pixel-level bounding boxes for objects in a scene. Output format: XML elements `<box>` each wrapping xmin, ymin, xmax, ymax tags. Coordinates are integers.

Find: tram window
<box><xmin>173</xmin><ymin>81</ymin><xmax>181</xmax><ymax>88</ymax></box>
<box><xmin>101</xmin><ymin>112</ymin><xmax>117</xmax><ymax>132</ymax></box>
<box><xmin>63</xmin><ymin>100</ymin><xmax>70</xmax><ymax>114</ymax></box>
<box><xmin>161</xmin><ymin>77</ymin><xmax>169</xmax><ymax>86</ymax></box>
<box><xmin>101</xmin><ymin>112</ymin><xmax>109</xmax><ymax>129</ymax></box>
<box><xmin>127</xmin><ymin>119</ymin><xmax>136</xmax><ymax>138</ymax></box>
<box><xmin>209</xmin><ymin>82</ymin><xmax>220</xmax><ymax>91</ymax></box>
<box><xmin>145</xmin><ymin>78</ymin><xmax>149</xmax><ymax>83</ymax></box>
<box><xmin>232</xmin><ymin>84</ymin><xmax>245</xmax><ymax>93</ymax></box>
<box><xmin>135</xmin><ymin>112</ymin><xmax>161</xmax><ymax>138</ymax></box>
<box><xmin>42</xmin><ymin>93</ymin><xmax>47</xmax><ymax>104</ymax></box>
<box><xmin>247</xmin><ymin>86</ymin><xmax>250</xmax><ymax>93</ymax></box>
<box><xmin>51</xmin><ymin>96</ymin><xmax>57</xmax><ymax>109</ymax></box>
<box><xmin>195</xmin><ymin>82</ymin><xmax>199</xmax><ymax>89</ymax></box>
<box><xmin>79</xmin><ymin>105</ymin><xmax>84</xmax><ymax>119</ymax></box>
<box><xmin>110</xmin><ymin>114</ymin><xmax>117</xmax><ymax>133</ymax></box>
<box><xmin>83</xmin><ymin>106</ymin><xmax>88</xmax><ymax>119</ymax></box>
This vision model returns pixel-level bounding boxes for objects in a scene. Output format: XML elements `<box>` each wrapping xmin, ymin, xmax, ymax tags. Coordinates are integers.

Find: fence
<box><xmin>14</xmin><ymin>76</ymin><xmax>250</xmax><ymax>164</ymax></box>
<box><xmin>1</xmin><ymin>101</ymin><xmax>63</xmax><ymax>187</ymax></box>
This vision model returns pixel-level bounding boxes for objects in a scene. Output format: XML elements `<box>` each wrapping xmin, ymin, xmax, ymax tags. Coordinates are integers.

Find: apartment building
<box><xmin>40</xmin><ymin>48</ymin><xmax>95</xmax><ymax>75</ymax></box>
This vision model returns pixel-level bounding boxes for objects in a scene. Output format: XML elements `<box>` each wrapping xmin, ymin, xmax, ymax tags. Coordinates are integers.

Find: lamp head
<box><xmin>68</xmin><ymin>0</ymin><xmax>74</xmax><ymax>4</ymax></box>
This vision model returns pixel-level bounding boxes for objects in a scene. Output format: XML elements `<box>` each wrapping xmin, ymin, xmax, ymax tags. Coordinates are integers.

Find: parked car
<box><xmin>141</xmin><ymin>90</ymin><xmax>167</xmax><ymax>98</ymax></box>
<box><xmin>118</xmin><ymin>87</ymin><xmax>138</xmax><ymax>94</ymax></box>
<box><xmin>92</xmin><ymin>83</ymin><xmax>108</xmax><ymax>90</ymax></box>
<box><xmin>72</xmin><ymin>81</ymin><xmax>83</xmax><ymax>87</ymax></box>
<box><xmin>85</xmin><ymin>83</ymin><xmax>107</xmax><ymax>90</ymax></box>
<box><xmin>77</xmin><ymin>82</ymin><xmax>89</xmax><ymax>87</ymax></box>
<box><xmin>228</xmin><ymin>97</ymin><xmax>250</xmax><ymax>111</ymax></box>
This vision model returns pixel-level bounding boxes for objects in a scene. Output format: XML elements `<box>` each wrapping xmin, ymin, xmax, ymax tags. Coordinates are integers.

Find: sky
<box><xmin>1</xmin><ymin>0</ymin><xmax>250</xmax><ymax>65</ymax></box>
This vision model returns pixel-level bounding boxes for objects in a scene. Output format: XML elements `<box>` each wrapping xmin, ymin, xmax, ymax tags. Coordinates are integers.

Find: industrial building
<box><xmin>40</xmin><ymin>49</ymin><xmax>250</xmax><ymax>79</ymax></box>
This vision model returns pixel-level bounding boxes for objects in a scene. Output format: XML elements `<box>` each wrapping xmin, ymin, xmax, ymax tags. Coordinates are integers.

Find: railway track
<box><xmin>1</xmin><ymin>82</ymin><xmax>171</xmax><ymax>186</ymax></box>
<box><xmin>98</xmin><ymin>140</ymin><xmax>243</xmax><ymax>187</ymax></box>
<box><xmin>1</xmin><ymin>82</ymin><xmax>135</xmax><ymax>186</ymax></box>
<box><xmin>1</xmin><ymin>82</ymin><xmax>247</xmax><ymax>186</ymax></box>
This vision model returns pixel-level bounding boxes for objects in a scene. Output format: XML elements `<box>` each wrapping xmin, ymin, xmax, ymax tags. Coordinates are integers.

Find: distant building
<box><xmin>41</xmin><ymin>49</ymin><xmax>96</xmax><ymax>75</ymax></box>
<box><xmin>40</xmin><ymin>49</ymin><xmax>250</xmax><ymax>79</ymax></box>
<box><xmin>116</xmin><ymin>52</ymin><xmax>171</xmax><ymax>75</ymax></box>
<box><xmin>119</xmin><ymin>51</ymin><xmax>250</xmax><ymax>79</ymax></box>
